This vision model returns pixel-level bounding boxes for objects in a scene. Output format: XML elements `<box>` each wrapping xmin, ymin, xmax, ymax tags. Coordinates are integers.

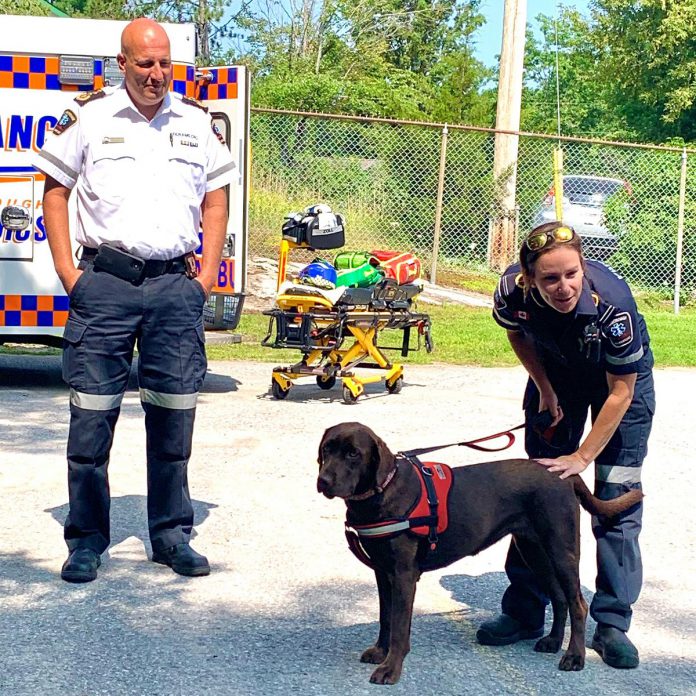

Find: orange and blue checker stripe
<box><xmin>0</xmin><ymin>55</ymin><xmax>103</xmax><ymax>91</ymax></box>
<box><xmin>171</xmin><ymin>63</ymin><xmax>197</xmax><ymax>98</ymax></box>
<box><xmin>197</xmin><ymin>67</ymin><xmax>238</xmax><ymax>101</ymax></box>
<box><xmin>0</xmin><ymin>55</ymin><xmax>197</xmax><ymax>95</ymax></box>
<box><xmin>0</xmin><ymin>295</ymin><xmax>69</xmax><ymax>327</ymax></box>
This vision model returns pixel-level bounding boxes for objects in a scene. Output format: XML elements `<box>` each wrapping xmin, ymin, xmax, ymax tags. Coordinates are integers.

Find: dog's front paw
<box><xmin>534</xmin><ymin>635</ymin><xmax>562</xmax><ymax>653</ymax></box>
<box><xmin>558</xmin><ymin>652</ymin><xmax>585</xmax><ymax>671</ymax></box>
<box><xmin>369</xmin><ymin>662</ymin><xmax>402</xmax><ymax>685</ymax></box>
<box><xmin>361</xmin><ymin>646</ymin><xmax>387</xmax><ymax>664</ymax></box>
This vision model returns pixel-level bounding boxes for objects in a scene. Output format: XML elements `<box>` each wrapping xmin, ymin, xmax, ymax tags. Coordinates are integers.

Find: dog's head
<box><xmin>317</xmin><ymin>422</ymin><xmax>394</xmax><ymax>499</ymax></box>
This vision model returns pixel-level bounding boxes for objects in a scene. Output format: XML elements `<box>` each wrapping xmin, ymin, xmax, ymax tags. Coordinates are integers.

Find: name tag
<box><xmin>102</xmin><ymin>136</ymin><xmax>125</xmax><ymax>144</ymax></box>
<box><xmin>170</xmin><ymin>132</ymin><xmax>199</xmax><ymax>148</ymax></box>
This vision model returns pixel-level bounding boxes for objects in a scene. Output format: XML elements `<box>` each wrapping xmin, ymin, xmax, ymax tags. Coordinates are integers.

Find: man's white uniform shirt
<box><xmin>35</xmin><ymin>84</ymin><xmax>236</xmax><ymax>260</ymax></box>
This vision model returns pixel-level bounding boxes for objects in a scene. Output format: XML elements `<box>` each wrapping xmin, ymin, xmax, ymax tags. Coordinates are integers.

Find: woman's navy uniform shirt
<box><xmin>492</xmin><ymin>259</ymin><xmax>653</xmax><ymax>383</ymax></box>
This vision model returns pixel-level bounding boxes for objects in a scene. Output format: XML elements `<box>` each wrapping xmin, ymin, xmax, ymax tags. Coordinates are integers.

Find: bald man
<box><xmin>35</xmin><ymin>18</ymin><xmax>235</xmax><ymax>583</ymax></box>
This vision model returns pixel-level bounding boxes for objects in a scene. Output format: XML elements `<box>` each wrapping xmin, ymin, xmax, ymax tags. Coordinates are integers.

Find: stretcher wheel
<box><xmin>271</xmin><ymin>380</ymin><xmax>290</xmax><ymax>400</ymax></box>
<box><xmin>316</xmin><ymin>374</ymin><xmax>337</xmax><ymax>390</ymax></box>
<box><xmin>386</xmin><ymin>376</ymin><xmax>403</xmax><ymax>394</ymax></box>
<box><xmin>342</xmin><ymin>385</ymin><xmax>359</xmax><ymax>404</ymax></box>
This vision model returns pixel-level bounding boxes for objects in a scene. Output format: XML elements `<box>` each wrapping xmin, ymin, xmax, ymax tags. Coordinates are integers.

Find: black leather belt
<box><xmin>81</xmin><ymin>246</ymin><xmax>187</xmax><ymax>279</ymax></box>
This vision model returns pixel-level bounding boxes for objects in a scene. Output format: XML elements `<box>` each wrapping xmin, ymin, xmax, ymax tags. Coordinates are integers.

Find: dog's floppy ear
<box><xmin>369</xmin><ymin>430</ymin><xmax>395</xmax><ymax>486</ymax></box>
<box><xmin>317</xmin><ymin>427</ymin><xmax>330</xmax><ymax>467</ymax></box>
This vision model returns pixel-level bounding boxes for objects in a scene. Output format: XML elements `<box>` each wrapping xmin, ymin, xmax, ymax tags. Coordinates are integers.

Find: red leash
<box><xmin>399</xmin><ymin>423</ymin><xmax>525</xmax><ymax>458</ymax></box>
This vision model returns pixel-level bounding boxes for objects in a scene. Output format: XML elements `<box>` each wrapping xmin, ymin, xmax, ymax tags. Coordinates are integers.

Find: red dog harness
<box><xmin>345</xmin><ymin>456</ymin><xmax>454</xmax><ymax>570</ymax></box>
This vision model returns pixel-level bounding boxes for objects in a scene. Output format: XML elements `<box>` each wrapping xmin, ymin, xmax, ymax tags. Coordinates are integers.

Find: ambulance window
<box><xmin>210</xmin><ymin>112</ymin><xmax>231</xmax><ymax>208</ymax></box>
<box><xmin>211</xmin><ymin>113</ymin><xmax>230</xmax><ymax>150</ymax></box>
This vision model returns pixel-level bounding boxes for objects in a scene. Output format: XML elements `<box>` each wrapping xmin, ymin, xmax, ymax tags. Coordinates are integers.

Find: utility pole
<box><xmin>489</xmin><ymin>0</ymin><xmax>527</xmax><ymax>271</ymax></box>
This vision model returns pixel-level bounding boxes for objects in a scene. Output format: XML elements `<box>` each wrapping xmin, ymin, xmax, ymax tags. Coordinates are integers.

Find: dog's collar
<box><xmin>346</xmin><ymin>461</ymin><xmax>399</xmax><ymax>501</ymax></box>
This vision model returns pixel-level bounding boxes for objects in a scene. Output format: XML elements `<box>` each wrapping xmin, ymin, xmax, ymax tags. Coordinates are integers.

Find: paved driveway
<box><xmin>0</xmin><ymin>356</ymin><xmax>693</xmax><ymax>695</ymax></box>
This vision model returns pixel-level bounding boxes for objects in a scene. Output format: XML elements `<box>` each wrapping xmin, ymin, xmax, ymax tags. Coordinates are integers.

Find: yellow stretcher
<box><xmin>262</xmin><ymin>239</ymin><xmax>433</xmax><ymax>404</ymax></box>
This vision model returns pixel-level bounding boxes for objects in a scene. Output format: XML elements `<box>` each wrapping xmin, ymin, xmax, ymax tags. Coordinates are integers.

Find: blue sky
<box><xmin>474</xmin><ymin>0</ymin><xmax>591</xmax><ymax>67</ymax></box>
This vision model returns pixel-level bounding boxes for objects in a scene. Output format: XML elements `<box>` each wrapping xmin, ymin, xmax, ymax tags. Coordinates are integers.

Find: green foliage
<box><xmin>0</xmin><ymin>0</ymin><xmax>52</xmax><ymax>15</ymax></box>
<box><xmin>605</xmin><ymin>148</ymin><xmax>696</xmax><ymax>292</ymax></box>
<box><xmin>523</xmin><ymin>9</ymin><xmax>626</xmax><ymax>139</ymax></box>
<box><xmin>524</xmin><ymin>2</ymin><xmax>696</xmax><ymax>143</ymax></box>
<box><xmin>593</xmin><ymin>0</ymin><xmax>696</xmax><ymax>142</ymax></box>
<box><xmin>232</xmin><ymin>0</ymin><xmax>493</xmax><ymax>124</ymax></box>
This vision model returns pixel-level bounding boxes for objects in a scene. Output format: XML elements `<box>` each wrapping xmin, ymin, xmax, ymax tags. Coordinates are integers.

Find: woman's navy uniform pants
<box><xmin>501</xmin><ymin>368</ymin><xmax>655</xmax><ymax>632</ymax></box>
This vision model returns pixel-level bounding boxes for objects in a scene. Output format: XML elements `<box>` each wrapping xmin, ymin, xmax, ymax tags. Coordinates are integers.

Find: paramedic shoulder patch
<box><xmin>52</xmin><ymin>109</ymin><xmax>77</xmax><ymax>135</ymax></box>
<box><xmin>606</xmin><ymin>311</ymin><xmax>633</xmax><ymax>348</ymax></box>
<box><xmin>73</xmin><ymin>89</ymin><xmax>106</xmax><ymax>106</ymax></box>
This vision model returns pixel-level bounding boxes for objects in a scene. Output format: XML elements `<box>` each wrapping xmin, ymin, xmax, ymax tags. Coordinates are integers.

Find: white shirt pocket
<box><xmin>167</xmin><ymin>142</ymin><xmax>206</xmax><ymax>202</ymax></box>
<box><xmin>86</xmin><ymin>142</ymin><xmax>136</xmax><ymax>204</ymax></box>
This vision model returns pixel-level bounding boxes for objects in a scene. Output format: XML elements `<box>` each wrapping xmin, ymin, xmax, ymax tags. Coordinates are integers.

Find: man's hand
<box><xmin>193</xmin><ymin>276</ymin><xmax>212</xmax><ymax>300</ymax></box>
<box><xmin>61</xmin><ymin>267</ymin><xmax>83</xmax><ymax>296</ymax></box>
<box><xmin>535</xmin><ymin>452</ymin><xmax>590</xmax><ymax>480</ymax></box>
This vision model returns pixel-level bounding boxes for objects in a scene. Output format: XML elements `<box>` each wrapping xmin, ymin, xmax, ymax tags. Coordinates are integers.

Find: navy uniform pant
<box><xmin>61</xmin><ymin>262</ymin><xmax>207</xmax><ymax>554</ymax></box>
<box><xmin>501</xmin><ymin>369</ymin><xmax>655</xmax><ymax>632</ymax></box>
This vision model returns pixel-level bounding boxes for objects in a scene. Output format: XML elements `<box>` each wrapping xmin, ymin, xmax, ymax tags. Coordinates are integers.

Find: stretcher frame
<box><xmin>262</xmin><ymin>238</ymin><xmax>433</xmax><ymax>404</ymax></box>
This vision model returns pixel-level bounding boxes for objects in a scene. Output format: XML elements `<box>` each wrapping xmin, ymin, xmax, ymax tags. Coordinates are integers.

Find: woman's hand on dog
<box><xmin>535</xmin><ymin>452</ymin><xmax>589</xmax><ymax>480</ymax></box>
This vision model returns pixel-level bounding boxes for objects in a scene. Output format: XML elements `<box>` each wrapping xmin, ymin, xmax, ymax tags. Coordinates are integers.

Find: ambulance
<box><xmin>0</xmin><ymin>13</ymin><xmax>249</xmax><ymax>347</ymax></box>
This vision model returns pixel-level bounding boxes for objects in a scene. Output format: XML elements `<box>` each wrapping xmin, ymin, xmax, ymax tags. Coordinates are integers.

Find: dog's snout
<box><xmin>317</xmin><ymin>473</ymin><xmax>334</xmax><ymax>497</ymax></box>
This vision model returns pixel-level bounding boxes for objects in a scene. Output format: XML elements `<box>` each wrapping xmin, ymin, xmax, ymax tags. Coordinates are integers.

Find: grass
<box><xmin>206</xmin><ymin>301</ymin><xmax>696</xmax><ymax>367</ymax></box>
<box><xmin>3</xmin><ymin>300</ymin><xmax>695</xmax><ymax>368</ymax></box>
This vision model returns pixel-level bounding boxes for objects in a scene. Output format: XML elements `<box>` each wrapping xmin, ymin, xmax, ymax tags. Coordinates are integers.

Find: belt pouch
<box><xmin>93</xmin><ymin>243</ymin><xmax>145</xmax><ymax>282</ymax></box>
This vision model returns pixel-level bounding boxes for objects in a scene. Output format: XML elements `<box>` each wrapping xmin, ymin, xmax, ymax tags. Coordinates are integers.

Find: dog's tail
<box><xmin>572</xmin><ymin>476</ymin><xmax>643</xmax><ymax>517</ymax></box>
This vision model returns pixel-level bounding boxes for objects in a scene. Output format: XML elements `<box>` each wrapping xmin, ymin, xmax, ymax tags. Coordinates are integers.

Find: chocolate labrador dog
<box><xmin>317</xmin><ymin>422</ymin><xmax>643</xmax><ymax>685</ymax></box>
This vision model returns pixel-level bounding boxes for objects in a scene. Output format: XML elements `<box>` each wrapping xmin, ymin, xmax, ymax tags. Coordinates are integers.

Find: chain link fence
<box><xmin>249</xmin><ymin>108</ymin><xmax>696</xmax><ymax>306</ymax></box>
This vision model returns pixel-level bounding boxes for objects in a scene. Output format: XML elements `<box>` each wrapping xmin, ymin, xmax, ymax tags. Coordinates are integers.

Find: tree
<box><xmin>521</xmin><ymin>8</ymin><xmax>628</xmax><ymax>139</ymax></box>
<box><xmin>0</xmin><ymin>0</ymin><xmax>52</xmax><ymax>14</ymax></box>
<box><xmin>592</xmin><ymin>0</ymin><xmax>696</xmax><ymax>143</ymax></box>
<box><xmin>233</xmin><ymin>0</ymin><xmax>492</xmax><ymax>123</ymax></box>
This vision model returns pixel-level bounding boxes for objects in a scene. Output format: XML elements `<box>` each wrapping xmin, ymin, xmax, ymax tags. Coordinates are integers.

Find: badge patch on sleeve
<box><xmin>606</xmin><ymin>312</ymin><xmax>633</xmax><ymax>348</ymax></box>
<box><xmin>211</xmin><ymin>121</ymin><xmax>225</xmax><ymax>145</ymax></box>
<box><xmin>53</xmin><ymin>109</ymin><xmax>77</xmax><ymax>135</ymax></box>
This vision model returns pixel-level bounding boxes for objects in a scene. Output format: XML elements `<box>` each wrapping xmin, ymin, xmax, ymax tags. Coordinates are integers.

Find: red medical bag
<box><xmin>370</xmin><ymin>250</ymin><xmax>421</xmax><ymax>285</ymax></box>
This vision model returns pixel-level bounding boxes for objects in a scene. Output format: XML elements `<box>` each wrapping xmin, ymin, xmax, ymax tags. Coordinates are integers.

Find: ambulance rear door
<box><xmin>198</xmin><ymin>65</ymin><xmax>250</xmax><ymax>331</ymax></box>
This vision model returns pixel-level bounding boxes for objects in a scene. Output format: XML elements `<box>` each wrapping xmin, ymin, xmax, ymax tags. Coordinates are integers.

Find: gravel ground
<box><xmin>0</xmin><ymin>355</ymin><xmax>694</xmax><ymax>696</ymax></box>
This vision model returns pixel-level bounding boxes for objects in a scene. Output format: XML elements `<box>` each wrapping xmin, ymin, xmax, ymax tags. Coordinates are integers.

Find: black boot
<box><xmin>591</xmin><ymin>624</ymin><xmax>639</xmax><ymax>669</ymax></box>
<box><xmin>152</xmin><ymin>543</ymin><xmax>210</xmax><ymax>577</ymax></box>
<box><xmin>476</xmin><ymin>614</ymin><xmax>544</xmax><ymax>646</ymax></box>
<box><xmin>61</xmin><ymin>548</ymin><xmax>101</xmax><ymax>583</ymax></box>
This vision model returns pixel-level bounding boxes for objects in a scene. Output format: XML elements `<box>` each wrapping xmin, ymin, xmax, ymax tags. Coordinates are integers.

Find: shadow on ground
<box><xmin>44</xmin><ymin>495</ymin><xmax>218</xmax><ymax>553</ymax></box>
<box><xmin>0</xmin><ymin>558</ymin><xmax>692</xmax><ymax>696</ymax></box>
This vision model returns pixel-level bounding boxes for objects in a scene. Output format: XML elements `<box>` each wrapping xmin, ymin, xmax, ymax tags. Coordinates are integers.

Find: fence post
<box><xmin>430</xmin><ymin>124</ymin><xmax>449</xmax><ymax>285</ymax></box>
<box><xmin>674</xmin><ymin>147</ymin><xmax>687</xmax><ymax>315</ymax></box>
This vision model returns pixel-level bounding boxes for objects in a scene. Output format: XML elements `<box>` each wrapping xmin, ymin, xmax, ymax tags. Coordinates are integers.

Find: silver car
<box><xmin>532</xmin><ymin>175</ymin><xmax>631</xmax><ymax>259</ymax></box>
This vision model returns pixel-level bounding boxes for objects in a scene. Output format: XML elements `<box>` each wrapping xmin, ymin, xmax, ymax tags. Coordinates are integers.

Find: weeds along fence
<box><xmin>249</xmin><ymin>108</ymin><xmax>696</xmax><ymax>307</ymax></box>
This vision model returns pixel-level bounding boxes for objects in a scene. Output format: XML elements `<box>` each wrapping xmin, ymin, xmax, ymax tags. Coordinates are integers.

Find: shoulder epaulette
<box><xmin>73</xmin><ymin>89</ymin><xmax>106</xmax><ymax>106</ymax></box>
<box><xmin>182</xmin><ymin>95</ymin><xmax>209</xmax><ymax>113</ymax></box>
<box><xmin>514</xmin><ymin>272</ymin><xmax>525</xmax><ymax>288</ymax></box>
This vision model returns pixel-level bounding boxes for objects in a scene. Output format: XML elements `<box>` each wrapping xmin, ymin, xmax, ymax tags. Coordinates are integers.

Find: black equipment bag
<box><xmin>282</xmin><ymin>208</ymin><xmax>345</xmax><ymax>250</ymax></box>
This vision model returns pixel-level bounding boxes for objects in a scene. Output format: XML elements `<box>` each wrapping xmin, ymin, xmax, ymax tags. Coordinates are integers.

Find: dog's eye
<box><xmin>346</xmin><ymin>448</ymin><xmax>360</xmax><ymax>459</ymax></box>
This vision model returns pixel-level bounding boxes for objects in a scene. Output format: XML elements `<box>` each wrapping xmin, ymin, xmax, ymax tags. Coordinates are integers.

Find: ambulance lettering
<box><xmin>0</xmin><ymin>115</ymin><xmax>58</xmax><ymax>152</ymax></box>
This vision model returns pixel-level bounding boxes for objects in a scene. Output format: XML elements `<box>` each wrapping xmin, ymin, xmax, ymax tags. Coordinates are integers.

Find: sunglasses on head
<box><xmin>525</xmin><ymin>226</ymin><xmax>575</xmax><ymax>252</ymax></box>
